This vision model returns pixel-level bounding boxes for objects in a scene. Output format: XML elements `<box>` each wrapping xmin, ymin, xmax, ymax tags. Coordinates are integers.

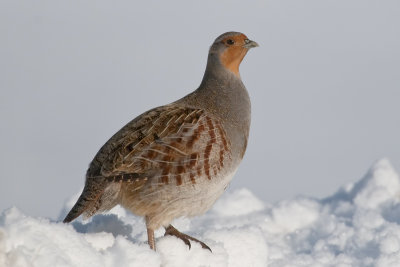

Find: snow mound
<box><xmin>1</xmin><ymin>158</ymin><xmax>400</xmax><ymax>267</ymax></box>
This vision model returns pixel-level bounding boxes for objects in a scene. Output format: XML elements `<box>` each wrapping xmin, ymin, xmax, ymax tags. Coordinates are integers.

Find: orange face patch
<box><xmin>219</xmin><ymin>34</ymin><xmax>250</xmax><ymax>77</ymax></box>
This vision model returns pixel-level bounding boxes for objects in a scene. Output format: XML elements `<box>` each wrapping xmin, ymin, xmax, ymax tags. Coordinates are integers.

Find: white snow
<box><xmin>1</xmin><ymin>158</ymin><xmax>400</xmax><ymax>267</ymax></box>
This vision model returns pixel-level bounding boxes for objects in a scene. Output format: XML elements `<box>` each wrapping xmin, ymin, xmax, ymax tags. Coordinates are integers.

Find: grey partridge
<box><xmin>64</xmin><ymin>31</ymin><xmax>258</xmax><ymax>251</ymax></box>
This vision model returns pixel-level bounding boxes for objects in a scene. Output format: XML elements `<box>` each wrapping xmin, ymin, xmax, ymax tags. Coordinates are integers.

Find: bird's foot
<box><xmin>164</xmin><ymin>224</ymin><xmax>212</xmax><ymax>252</ymax></box>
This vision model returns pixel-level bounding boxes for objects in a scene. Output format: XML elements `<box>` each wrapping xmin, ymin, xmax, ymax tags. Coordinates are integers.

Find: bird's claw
<box><xmin>164</xmin><ymin>225</ymin><xmax>212</xmax><ymax>252</ymax></box>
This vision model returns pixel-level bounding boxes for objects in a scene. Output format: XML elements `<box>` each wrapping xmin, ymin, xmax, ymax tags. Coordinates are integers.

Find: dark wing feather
<box><xmin>97</xmin><ymin>104</ymin><xmax>230</xmax><ymax>186</ymax></box>
<box><xmin>90</xmin><ymin>105</ymin><xmax>206</xmax><ymax>178</ymax></box>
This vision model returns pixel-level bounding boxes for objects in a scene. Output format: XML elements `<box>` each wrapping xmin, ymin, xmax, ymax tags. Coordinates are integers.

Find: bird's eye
<box><xmin>226</xmin><ymin>39</ymin><xmax>235</xmax><ymax>45</ymax></box>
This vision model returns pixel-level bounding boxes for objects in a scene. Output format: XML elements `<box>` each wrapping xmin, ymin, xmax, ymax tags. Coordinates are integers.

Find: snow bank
<box><xmin>1</xmin><ymin>158</ymin><xmax>400</xmax><ymax>267</ymax></box>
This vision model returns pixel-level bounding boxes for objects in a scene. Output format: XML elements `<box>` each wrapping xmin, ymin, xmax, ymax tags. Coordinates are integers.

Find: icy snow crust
<box><xmin>1</xmin><ymin>159</ymin><xmax>400</xmax><ymax>267</ymax></box>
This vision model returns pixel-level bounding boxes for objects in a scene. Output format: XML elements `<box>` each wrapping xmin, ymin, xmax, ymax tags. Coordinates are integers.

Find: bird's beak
<box><xmin>243</xmin><ymin>39</ymin><xmax>259</xmax><ymax>49</ymax></box>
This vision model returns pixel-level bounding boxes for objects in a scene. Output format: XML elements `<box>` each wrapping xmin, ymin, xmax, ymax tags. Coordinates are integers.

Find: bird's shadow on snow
<box><xmin>58</xmin><ymin>202</ymin><xmax>144</xmax><ymax>243</ymax></box>
<box><xmin>70</xmin><ymin>214</ymin><xmax>141</xmax><ymax>243</ymax></box>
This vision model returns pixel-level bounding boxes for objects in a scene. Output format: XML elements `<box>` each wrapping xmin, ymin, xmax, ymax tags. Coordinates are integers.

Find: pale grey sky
<box><xmin>1</xmin><ymin>0</ymin><xmax>399</xmax><ymax>219</ymax></box>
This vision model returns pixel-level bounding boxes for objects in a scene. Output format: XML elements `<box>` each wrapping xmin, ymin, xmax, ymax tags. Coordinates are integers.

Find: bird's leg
<box><xmin>164</xmin><ymin>224</ymin><xmax>212</xmax><ymax>252</ymax></box>
<box><xmin>146</xmin><ymin>216</ymin><xmax>156</xmax><ymax>251</ymax></box>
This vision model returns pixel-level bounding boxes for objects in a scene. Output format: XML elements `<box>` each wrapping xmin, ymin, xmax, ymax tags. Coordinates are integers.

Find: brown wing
<box><xmin>91</xmin><ymin>104</ymin><xmax>231</xmax><ymax>186</ymax></box>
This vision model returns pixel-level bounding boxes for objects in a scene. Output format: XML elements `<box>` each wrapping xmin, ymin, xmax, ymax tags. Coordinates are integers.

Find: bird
<box><xmin>63</xmin><ymin>31</ymin><xmax>258</xmax><ymax>251</ymax></box>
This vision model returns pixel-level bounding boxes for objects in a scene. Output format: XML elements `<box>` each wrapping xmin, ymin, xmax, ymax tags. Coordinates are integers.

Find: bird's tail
<box><xmin>63</xmin><ymin>178</ymin><xmax>106</xmax><ymax>223</ymax></box>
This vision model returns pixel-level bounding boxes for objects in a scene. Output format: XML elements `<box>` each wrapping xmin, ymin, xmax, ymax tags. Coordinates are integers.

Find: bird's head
<box><xmin>209</xmin><ymin>32</ymin><xmax>258</xmax><ymax>77</ymax></box>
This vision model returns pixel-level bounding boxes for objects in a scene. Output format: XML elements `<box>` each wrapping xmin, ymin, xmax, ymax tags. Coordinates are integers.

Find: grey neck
<box><xmin>181</xmin><ymin>52</ymin><xmax>251</xmax><ymax>129</ymax></box>
<box><xmin>176</xmin><ymin>51</ymin><xmax>251</xmax><ymax>162</ymax></box>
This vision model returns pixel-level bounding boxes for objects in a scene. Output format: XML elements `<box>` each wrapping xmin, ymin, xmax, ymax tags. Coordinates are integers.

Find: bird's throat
<box><xmin>219</xmin><ymin>47</ymin><xmax>248</xmax><ymax>77</ymax></box>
